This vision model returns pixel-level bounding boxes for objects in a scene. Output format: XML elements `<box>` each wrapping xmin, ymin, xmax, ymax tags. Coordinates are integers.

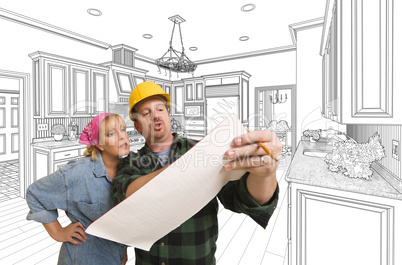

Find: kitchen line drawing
<box><xmin>0</xmin><ymin>0</ymin><xmax>401</xmax><ymax>264</ymax></box>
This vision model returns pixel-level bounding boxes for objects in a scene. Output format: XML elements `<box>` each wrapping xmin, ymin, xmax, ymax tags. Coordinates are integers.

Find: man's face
<box><xmin>134</xmin><ymin>98</ymin><xmax>171</xmax><ymax>145</ymax></box>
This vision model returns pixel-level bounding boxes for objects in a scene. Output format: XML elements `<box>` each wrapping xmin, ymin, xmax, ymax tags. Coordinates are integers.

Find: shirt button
<box><xmin>161</xmin><ymin>242</ymin><xmax>165</xmax><ymax>247</ymax></box>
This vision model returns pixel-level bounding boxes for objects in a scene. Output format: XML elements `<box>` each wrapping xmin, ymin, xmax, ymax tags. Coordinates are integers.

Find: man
<box><xmin>113</xmin><ymin>81</ymin><xmax>281</xmax><ymax>265</ymax></box>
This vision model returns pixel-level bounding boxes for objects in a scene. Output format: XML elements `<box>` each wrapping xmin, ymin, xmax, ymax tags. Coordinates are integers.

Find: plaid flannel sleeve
<box><xmin>217</xmin><ymin>172</ymin><xmax>279</xmax><ymax>228</ymax></box>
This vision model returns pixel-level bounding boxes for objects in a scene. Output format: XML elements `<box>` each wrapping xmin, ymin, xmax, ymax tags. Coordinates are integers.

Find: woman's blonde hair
<box><xmin>83</xmin><ymin>114</ymin><xmax>126</xmax><ymax>160</ymax></box>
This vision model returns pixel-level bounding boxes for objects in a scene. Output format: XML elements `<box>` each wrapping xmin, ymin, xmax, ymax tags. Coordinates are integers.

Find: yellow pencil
<box><xmin>247</xmin><ymin>130</ymin><xmax>279</xmax><ymax>162</ymax></box>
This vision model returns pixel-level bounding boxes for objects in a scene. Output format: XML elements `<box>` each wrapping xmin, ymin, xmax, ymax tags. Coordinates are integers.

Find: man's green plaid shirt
<box><xmin>113</xmin><ymin>133</ymin><xmax>279</xmax><ymax>265</ymax></box>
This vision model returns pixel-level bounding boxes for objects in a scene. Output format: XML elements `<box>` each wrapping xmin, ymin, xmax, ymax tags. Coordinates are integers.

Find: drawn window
<box><xmin>0</xmin><ymin>97</ymin><xmax>4</xmax><ymax>105</ymax></box>
<box><xmin>11</xmin><ymin>97</ymin><xmax>18</xmax><ymax>105</ymax></box>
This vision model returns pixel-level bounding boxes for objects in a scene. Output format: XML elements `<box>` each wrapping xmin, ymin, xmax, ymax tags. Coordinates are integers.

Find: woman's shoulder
<box><xmin>61</xmin><ymin>156</ymin><xmax>97</xmax><ymax>175</ymax></box>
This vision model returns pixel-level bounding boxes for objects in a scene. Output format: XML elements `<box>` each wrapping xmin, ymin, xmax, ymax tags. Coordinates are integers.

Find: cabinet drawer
<box><xmin>185</xmin><ymin>120</ymin><xmax>205</xmax><ymax>126</ymax></box>
<box><xmin>185</xmin><ymin>125</ymin><xmax>205</xmax><ymax>131</ymax></box>
<box><xmin>54</xmin><ymin>149</ymin><xmax>79</xmax><ymax>161</ymax></box>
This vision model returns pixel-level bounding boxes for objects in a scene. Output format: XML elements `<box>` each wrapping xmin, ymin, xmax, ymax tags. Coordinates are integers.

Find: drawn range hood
<box><xmin>101</xmin><ymin>44</ymin><xmax>148</xmax><ymax>103</ymax></box>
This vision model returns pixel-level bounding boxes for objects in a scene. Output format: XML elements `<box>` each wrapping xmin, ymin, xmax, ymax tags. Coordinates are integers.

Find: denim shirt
<box><xmin>26</xmin><ymin>153</ymin><xmax>126</xmax><ymax>265</ymax></box>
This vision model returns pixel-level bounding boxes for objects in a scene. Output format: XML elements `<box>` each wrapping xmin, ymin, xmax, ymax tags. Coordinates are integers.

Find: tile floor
<box><xmin>0</xmin><ymin>155</ymin><xmax>292</xmax><ymax>265</ymax></box>
<box><xmin>0</xmin><ymin>160</ymin><xmax>19</xmax><ymax>202</ymax></box>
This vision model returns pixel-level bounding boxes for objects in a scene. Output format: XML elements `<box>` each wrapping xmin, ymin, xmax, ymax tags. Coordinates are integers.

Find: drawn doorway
<box><xmin>255</xmin><ymin>85</ymin><xmax>296</xmax><ymax>157</ymax></box>
<box><xmin>0</xmin><ymin>70</ymin><xmax>30</xmax><ymax>200</ymax></box>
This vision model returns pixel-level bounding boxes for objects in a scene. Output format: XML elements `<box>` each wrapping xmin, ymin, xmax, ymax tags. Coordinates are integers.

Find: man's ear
<box><xmin>134</xmin><ymin>121</ymin><xmax>141</xmax><ymax>133</ymax></box>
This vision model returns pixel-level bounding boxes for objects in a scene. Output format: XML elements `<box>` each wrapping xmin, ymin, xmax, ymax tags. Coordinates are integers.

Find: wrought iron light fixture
<box><xmin>156</xmin><ymin>15</ymin><xmax>196</xmax><ymax>77</ymax></box>
<box><xmin>270</xmin><ymin>89</ymin><xmax>288</xmax><ymax>104</ymax></box>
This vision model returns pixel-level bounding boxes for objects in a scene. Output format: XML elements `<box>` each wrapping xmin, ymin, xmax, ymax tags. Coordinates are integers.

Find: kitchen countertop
<box><xmin>286</xmin><ymin>140</ymin><xmax>402</xmax><ymax>200</ymax></box>
<box><xmin>32</xmin><ymin>135</ymin><xmax>146</xmax><ymax>150</ymax></box>
<box><xmin>31</xmin><ymin>139</ymin><xmax>82</xmax><ymax>149</ymax></box>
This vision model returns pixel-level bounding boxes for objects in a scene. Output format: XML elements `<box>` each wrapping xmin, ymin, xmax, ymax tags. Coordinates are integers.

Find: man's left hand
<box><xmin>223</xmin><ymin>130</ymin><xmax>282</xmax><ymax>177</ymax></box>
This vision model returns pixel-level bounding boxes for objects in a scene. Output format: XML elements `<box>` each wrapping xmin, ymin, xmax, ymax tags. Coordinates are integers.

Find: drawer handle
<box><xmin>64</xmin><ymin>154</ymin><xmax>71</xmax><ymax>156</ymax></box>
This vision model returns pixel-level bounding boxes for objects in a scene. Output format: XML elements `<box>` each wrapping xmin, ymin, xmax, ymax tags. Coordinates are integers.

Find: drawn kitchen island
<box><xmin>286</xmin><ymin>138</ymin><xmax>402</xmax><ymax>265</ymax></box>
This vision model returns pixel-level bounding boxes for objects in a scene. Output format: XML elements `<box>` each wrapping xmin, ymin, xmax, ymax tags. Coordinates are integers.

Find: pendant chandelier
<box><xmin>156</xmin><ymin>15</ymin><xmax>196</xmax><ymax>77</ymax></box>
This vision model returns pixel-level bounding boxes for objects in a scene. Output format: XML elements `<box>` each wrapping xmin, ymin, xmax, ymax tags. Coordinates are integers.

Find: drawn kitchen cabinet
<box><xmin>32</xmin><ymin>143</ymin><xmax>86</xmax><ymax>181</ymax></box>
<box><xmin>92</xmin><ymin>70</ymin><xmax>108</xmax><ymax>114</ymax></box>
<box><xmin>43</xmin><ymin>59</ymin><xmax>69</xmax><ymax>117</ymax></box>
<box><xmin>321</xmin><ymin>0</ymin><xmax>400</xmax><ymax>124</ymax></box>
<box><xmin>183</xmin><ymin>77</ymin><xmax>204</xmax><ymax>102</ymax></box>
<box><xmin>172</xmin><ymin>81</ymin><xmax>185</xmax><ymax>115</ymax></box>
<box><xmin>288</xmin><ymin>182</ymin><xmax>401</xmax><ymax>265</ymax></box>
<box><xmin>70</xmin><ymin>65</ymin><xmax>90</xmax><ymax>116</ymax></box>
<box><xmin>30</xmin><ymin>51</ymin><xmax>110</xmax><ymax>118</ymax></box>
<box><xmin>203</xmin><ymin>71</ymin><xmax>250</xmax><ymax>131</ymax></box>
<box><xmin>70</xmin><ymin>65</ymin><xmax>109</xmax><ymax>117</ymax></box>
<box><xmin>33</xmin><ymin>147</ymin><xmax>49</xmax><ymax>181</ymax></box>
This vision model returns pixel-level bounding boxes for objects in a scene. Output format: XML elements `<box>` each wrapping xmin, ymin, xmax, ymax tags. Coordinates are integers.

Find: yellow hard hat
<box><xmin>128</xmin><ymin>81</ymin><xmax>171</xmax><ymax>121</ymax></box>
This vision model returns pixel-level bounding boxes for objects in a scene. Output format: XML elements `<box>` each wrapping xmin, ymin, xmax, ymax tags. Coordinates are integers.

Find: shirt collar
<box><xmin>139</xmin><ymin>133</ymin><xmax>185</xmax><ymax>155</ymax></box>
<box><xmin>92</xmin><ymin>152</ymin><xmax>107</xmax><ymax>178</ymax></box>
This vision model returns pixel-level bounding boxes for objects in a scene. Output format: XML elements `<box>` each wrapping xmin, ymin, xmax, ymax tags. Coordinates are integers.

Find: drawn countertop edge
<box><xmin>285</xmin><ymin>140</ymin><xmax>402</xmax><ymax>200</ymax></box>
<box><xmin>31</xmin><ymin>139</ymin><xmax>83</xmax><ymax>149</ymax></box>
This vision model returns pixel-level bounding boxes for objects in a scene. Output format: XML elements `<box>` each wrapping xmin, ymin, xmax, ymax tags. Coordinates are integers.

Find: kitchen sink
<box><xmin>303</xmin><ymin>149</ymin><xmax>329</xmax><ymax>158</ymax></box>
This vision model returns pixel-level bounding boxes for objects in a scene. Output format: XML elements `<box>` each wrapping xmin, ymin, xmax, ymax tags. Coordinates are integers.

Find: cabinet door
<box><xmin>241</xmin><ymin>79</ymin><xmax>249</xmax><ymax>123</ymax></box>
<box><xmin>339</xmin><ymin>0</ymin><xmax>397</xmax><ymax>124</ymax></box>
<box><xmin>44</xmin><ymin>60</ymin><xmax>68</xmax><ymax>117</ymax></box>
<box><xmin>93</xmin><ymin>70</ymin><xmax>108</xmax><ymax>114</ymax></box>
<box><xmin>185</xmin><ymin>83</ymin><xmax>194</xmax><ymax>102</ymax></box>
<box><xmin>291</xmin><ymin>188</ymin><xmax>394</xmax><ymax>265</ymax></box>
<box><xmin>174</xmin><ymin>85</ymin><xmax>184</xmax><ymax>115</ymax></box>
<box><xmin>195</xmin><ymin>82</ymin><xmax>203</xmax><ymax>101</ymax></box>
<box><xmin>71</xmin><ymin>66</ymin><xmax>90</xmax><ymax>117</ymax></box>
<box><xmin>33</xmin><ymin>148</ymin><xmax>49</xmax><ymax>181</ymax></box>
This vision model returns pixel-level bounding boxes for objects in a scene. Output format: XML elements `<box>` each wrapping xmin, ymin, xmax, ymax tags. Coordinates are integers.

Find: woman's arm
<box><xmin>43</xmin><ymin>220</ymin><xmax>87</xmax><ymax>245</ymax></box>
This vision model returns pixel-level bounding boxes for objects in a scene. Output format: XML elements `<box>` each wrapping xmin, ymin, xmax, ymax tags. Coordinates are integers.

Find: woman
<box><xmin>26</xmin><ymin>113</ymin><xmax>130</xmax><ymax>265</ymax></box>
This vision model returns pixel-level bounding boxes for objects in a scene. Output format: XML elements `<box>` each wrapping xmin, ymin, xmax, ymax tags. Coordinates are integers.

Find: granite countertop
<box><xmin>286</xmin><ymin>140</ymin><xmax>402</xmax><ymax>200</ymax></box>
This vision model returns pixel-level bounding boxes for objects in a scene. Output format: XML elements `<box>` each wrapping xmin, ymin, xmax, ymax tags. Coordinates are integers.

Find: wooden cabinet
<box><xmin>321</xmin><ymin>0</ymin><xmax>400</xmax><ymax>124</ymax></box>
<box><xmin>29</xmin><ymin>51</ymin><xmax>109</xmax><ymax>118</ymax></box>
<box><xmin>32</xmin><ymin>143</ymin><xmax>86</xmax><ymax>181</ymax></box>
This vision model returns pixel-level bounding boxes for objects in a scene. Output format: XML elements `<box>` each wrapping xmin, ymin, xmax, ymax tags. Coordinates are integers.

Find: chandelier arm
<box><xmin>171</xmin><ymin>22</ymin><xmax>177</xmax><ymax>45</ymax></box>
<box><xmin>178</xmin><ymin>22</ymin><xmax>185</xmax><ymax>52</ymax></box>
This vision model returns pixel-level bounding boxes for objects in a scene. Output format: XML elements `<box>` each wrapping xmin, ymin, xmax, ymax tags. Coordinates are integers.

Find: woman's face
<box><xmin>98</xmin><ymin>116</ymin><xmax>130</xmax><ymax>158</ymax></box>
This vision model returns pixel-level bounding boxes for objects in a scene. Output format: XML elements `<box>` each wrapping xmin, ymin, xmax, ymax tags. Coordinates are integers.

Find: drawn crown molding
<box><xmin>0</xmin><ymin>7</ymin><xmax>110</xmax><ymax>49</ymax></box>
